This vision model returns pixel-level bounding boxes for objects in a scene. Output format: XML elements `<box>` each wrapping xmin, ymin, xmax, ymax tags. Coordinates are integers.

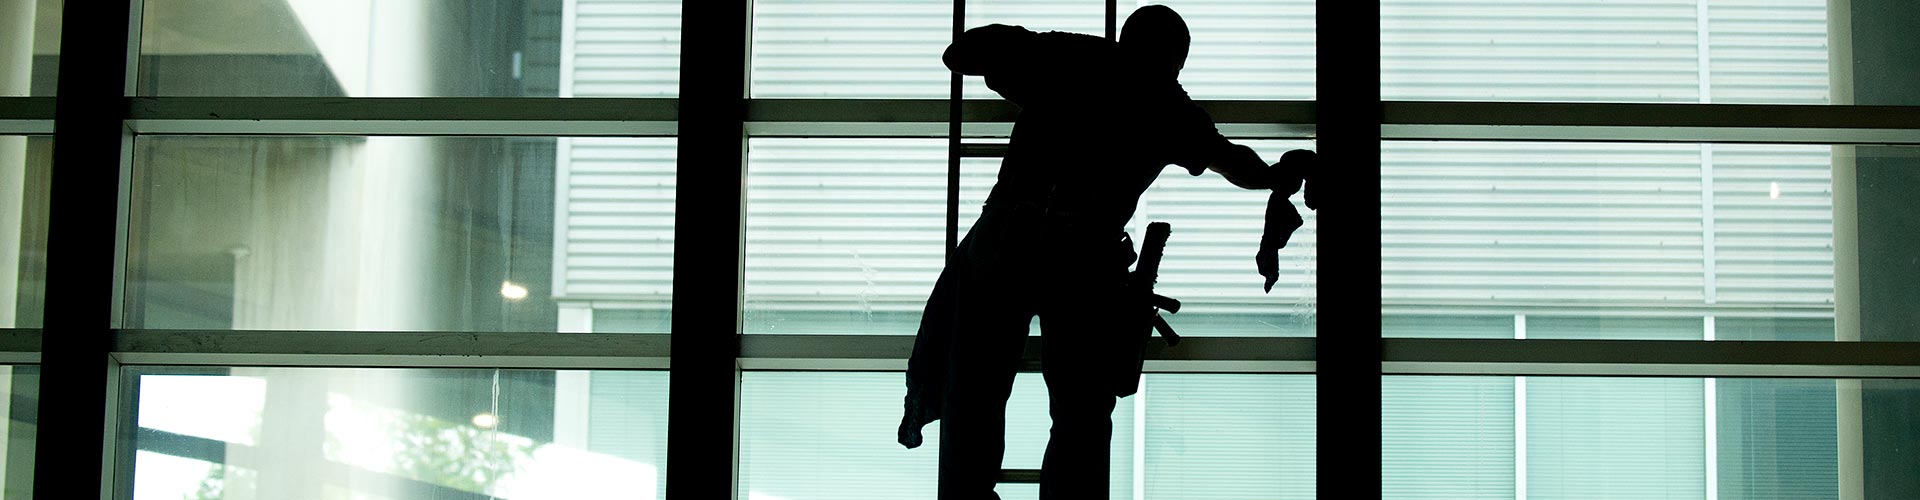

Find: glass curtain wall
<box><xmin>15</xmin><ymin>0</ymin><xmax>1917</xmax><ymax>498</ymax></box>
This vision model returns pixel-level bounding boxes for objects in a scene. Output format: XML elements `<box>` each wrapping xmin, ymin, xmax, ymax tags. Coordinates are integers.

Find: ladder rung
<box><xmin>996</xmin><ymin>468</ymin><xmax>1042</xmax><ymax>484</ymax></box>
<box><xmin>958</xmin><ymin>143</ymin><xmax>1010</xmax><ymax>158</ymax></box>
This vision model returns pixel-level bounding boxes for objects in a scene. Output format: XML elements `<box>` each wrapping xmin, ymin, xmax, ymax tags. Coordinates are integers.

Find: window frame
<box><xmin>4</xmin><ymin>0</ymin><xmax>1919</xmax><ymax>498</ymax></box>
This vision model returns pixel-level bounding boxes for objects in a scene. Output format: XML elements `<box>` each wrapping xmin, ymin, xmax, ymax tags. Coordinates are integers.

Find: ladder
<box><xmin>947</xmin><ymin>0</ymin><xmax>1124</xmax><ymax>490</ymax></box>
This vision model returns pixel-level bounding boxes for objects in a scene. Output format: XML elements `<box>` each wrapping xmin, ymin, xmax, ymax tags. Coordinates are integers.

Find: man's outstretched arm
<box><xmin>941</xmin><ymin>24</ymin><xmax>1035</xmax><ymax>76</ymax></box>
<box><xmin>1195</xmin><ymin>142</ymin><xmax>1319</xmax><ymax>292</ymax></box>
<box><xmin>1206</xmin><ymin>143</ymin><xmax>1309</xmax><ymax>197</ymax></box>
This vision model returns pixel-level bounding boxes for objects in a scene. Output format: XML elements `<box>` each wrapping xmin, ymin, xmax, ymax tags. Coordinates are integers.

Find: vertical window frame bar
<box><xmin>672</xmin><ymin>0</ymin><xmax>751</xmax><ymax>499</ymax></box>
<box><xmin>1317</xmin><ymin>0</ymin><xmax>1383</xmax><ymax>499</ymax></box>
<box><xmin>948</xmin><ymin>0</ymin><xmax>966</xmax><ymax>256</ymax></box>
<box><xmin>39</xmin><ymin>0</ymin><xmax>144</xmax><ymax>498</ymax></box>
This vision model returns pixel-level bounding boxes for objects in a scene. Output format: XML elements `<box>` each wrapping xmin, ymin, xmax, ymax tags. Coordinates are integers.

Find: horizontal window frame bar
<box><xmin>1387</xmin><ymin>101</ymin><xmax>1920</xmax><ymax>131</ymax></box>
<box><xmin>0</xmin><ymin>97</ymin><xmax>56</xmax><ymax>121</ymax></box>
<box><xmin>121</xmin><ymin>98</ymin><xmax>1320</xmax><ymax>138</ymax></box>
<box><xmin>1383</xmin><ymin>101</ymin><xmax>1920</xmax><ymax>145</ymax></box>
<box><xmin>1385</xmin><ymin>362</ymin><xmax>1920</xmax><ymax>379</ymax></box>
<box><xmin>130</xmin><ymin>97</ymin><xmax>680</xmax><ymax>122</ymax></box>
<box><xmin>110</xmin><ymin>330</ymin><xmax>669</xmax><ymax>370</ymax></box>
<box><xmin>0</xmin><ymin>329</ymin><xmax>41</xmax><ymax>364</ymax></box>
<box><xmin>105</xmin><ymin>331</ymin><xmax>1920</xmax><ymax>377</ymax></box>
<box><xmin>109</xmin><ymin>97</ymin><xmax>1920</xmax><ymax>143</ymax></box>
<box><xmin>126</xmin><ymin>119</ymin><xmax>680</xmax><ymax>137</ymax></box>
<box><xmin>736</xmin><ymin>335</ymin><xmax>1320</xmax><ymax>373</ymax></box>
<box><xmin>0</xmin><ymin>120</ymin><xmax>54</xmax><ymax>135</ymax></box>
<box><xmin>1383</xmin><ymin>124</ymin><xmax>1920</xmax><ymax>145</ymax></box>
<box><xmin>1387</xmin><ymin>338</ymin><xmax>1920</xmax><ymax>378</ymax></box>
<box><xmin>1382</xmin><ymin>302</ymin><xmax>1835</xmax><ymax>319</ymax></box>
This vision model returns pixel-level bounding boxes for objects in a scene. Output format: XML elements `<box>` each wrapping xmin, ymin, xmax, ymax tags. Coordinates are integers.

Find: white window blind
<box><xmin>553</xmin><ymin>138</ymin><xmax>676</xmax><ymax>308</ymax></box>
<box><xmin>566</xmin><ymin>0</ymin><xmax>680</xmax><ymax>97</ymax></box>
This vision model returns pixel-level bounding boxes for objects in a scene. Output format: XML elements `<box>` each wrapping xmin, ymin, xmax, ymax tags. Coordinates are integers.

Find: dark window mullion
<box><xmin>1317</xmin><ymin>0</ymin><xmax>1383</xmax><ymax>499</ymax></box>
<box><xmin>670</xmin><ymin>0</ymin><xmax>750</xmax><ymax>498</ymax></box>
<box><xmin>39</xmin><ymin>0</ymin><xmax>143</xmax><ymax>498</ymax></box>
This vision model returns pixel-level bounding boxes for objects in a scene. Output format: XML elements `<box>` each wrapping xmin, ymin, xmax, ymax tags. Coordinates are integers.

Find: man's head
<box><xmin>1120</xmin><ymin>5</ymin><xmax>1190</xmax><ymax>77</ymax></box>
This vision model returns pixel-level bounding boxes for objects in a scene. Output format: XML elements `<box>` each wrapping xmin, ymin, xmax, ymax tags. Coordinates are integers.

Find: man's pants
<box><xmin>936</xmin><ymin>213</ymin><xmax>1129</xmax><ymax>500</ymax></box>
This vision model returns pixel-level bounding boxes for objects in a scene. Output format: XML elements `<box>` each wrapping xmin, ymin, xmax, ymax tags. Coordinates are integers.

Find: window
<box><xmin>1382</xmin><ymin>0</ymin><xmax>1830</xmax><ymax>104</ymax></box>
<box><xmin>138</xmin><ymin>0</ymin><xmax>681</xmax><ymax>97</ymax></box>
<box><xmin>128</xmin><ymin>136</ymin><xmax>676</xmax><ymax>333</ymax></box>
<box><xmin>11</xmin><ymin>0</ymin><xmax>1920</xmax><ymax>499</ymax></box>
<box><xmin>1383</xmin><ymin>141</ymin><xmax>1836</xmax><ymax>341</ymax></box>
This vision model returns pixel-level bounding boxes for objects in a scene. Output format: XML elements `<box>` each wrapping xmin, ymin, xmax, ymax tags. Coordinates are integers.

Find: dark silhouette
<box><xmin>900</xmin><ymin>6</ymin><xmax>1317</xmax><ymax>499</ymax></box>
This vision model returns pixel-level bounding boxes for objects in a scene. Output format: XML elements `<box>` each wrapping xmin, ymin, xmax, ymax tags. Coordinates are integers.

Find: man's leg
<box><xmin>1037</xmin><ymin>313</ymin><xmax>1120</xmax><ymax>500</ymax></box>
<box><xmin>937</xmin><ymin>292</ymin><xmax>1030</xmax><ymax>500</ymax></box>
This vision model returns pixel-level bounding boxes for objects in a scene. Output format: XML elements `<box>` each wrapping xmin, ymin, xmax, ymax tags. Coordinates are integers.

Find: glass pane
<box><xmin>746</xmin><ymin>139</ymin><xmax>1313</xmax><ymax>336</ymax></box>
<box><xmin>0</xmin><ymin>137</ymin><xmax>48</xmax><ymax>329</ymax></box>
<box><xmin>749</xmin><ymin>372</ymin><xmax>1338</xmax><ymax>500</ymax></box>
<box><xmin>751</xmin><ymin>0</ymin><xmax>954</xmax><ymax>98</ymax></box>
<box><xmin>127</xmin><ymin>136</ymin><xmax>675</xmax><ymax>332</ymax></box>
<box><xmin>0</xmin><ymin>0</ymin><xmax>59</xmax><ymax>96</ymax></box>
<box><xmin>1116</xmin><ymin>0</ymin><xmax>1315</xmax><ymax>100</ymax></box>
<box><xmin>754</xmin><ymin>0</ymin><xmax>1313</xmax><ymax>99</ymax></box>
<box><xmin>744</xmin><ymin>139</ymin><xmax>945</xmax><ymax>335</ymax></box>
<box><xmin>1144</xmin><ymin>374</ymin><xmax>1315</xmax><ymax>499</ymax></box>
<box><xmin>1386</xmin><ymin>377</ymin><xmax>1920</xmax><ymax>500</ymax></box>
<box><xmin>137</xmin><ymin>0</ymin><xmax>680</xmax><ymax>97</ymax></box>
<box><xmin>1132</xmin><ymin>140</ymin><xmax>1317</xmax><ymax>337</ymax></box>
<box><xmin>962</xmin><ymin>1</ymin><xmax>1315</xmax><ymax>100</ymax></box>
<box><xmin>1378</xmin><ymin>142</ymin><xmax>1920</xmax><ymax>341</ymax></box>
<box><xmin>0</xmin><ymin>0</ymin><xmax>58</xmax><ymax>97</ymax></box>
<box><xmin>0</xmin><ymin>365</ymin><xmax>37</xmax><ymax>498</ymax></box>
<box><xmin>131</xmin><ymin>367</ymin><xmax>666</xmax><ymax>499</ymax></box>
<box><xmin>955</xmin><ymin>0</ymin><xmax>1104</xmax><ymax>100</ymax></box>
<box><xmin>1381</xmin><ymin>0</ymin><xmax>1832</xmax><ymax>104</ymax></box>
<box><xmin>739</xmin><ymin>371</ymin><xmax>1134</xmax><ymax>500</ymax></box>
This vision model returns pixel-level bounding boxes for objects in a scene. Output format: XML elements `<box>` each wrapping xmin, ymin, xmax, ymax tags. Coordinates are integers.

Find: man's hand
<box><xmin>1256</xmin><ymin>149</ymin><xmax>1316</xmax><ymax>292</ymax></box>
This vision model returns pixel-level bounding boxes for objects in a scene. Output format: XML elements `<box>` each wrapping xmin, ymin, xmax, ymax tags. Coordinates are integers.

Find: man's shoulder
<box><xmin>1031</xmin><ymin>30</ymin><xmax>1118</xmax><ymax>53</ymax></box>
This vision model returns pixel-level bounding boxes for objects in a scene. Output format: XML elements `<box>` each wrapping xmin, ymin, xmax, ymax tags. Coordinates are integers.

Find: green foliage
<box><xmin>182</xmin><ymin>410</ymin><xmax>535</xmax><ymax>499</ymax></box>
<box><xmin>387</xmin><ymin>412</ymin><xmax>538</xmax><ymax>494</ymax></box>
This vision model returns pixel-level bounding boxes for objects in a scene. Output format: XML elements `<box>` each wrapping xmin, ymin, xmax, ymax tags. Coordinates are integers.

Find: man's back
<box><xmin>944</xmin><ymin>26</ymin><xmax>1229</xmax><ymax>233</ymax></box>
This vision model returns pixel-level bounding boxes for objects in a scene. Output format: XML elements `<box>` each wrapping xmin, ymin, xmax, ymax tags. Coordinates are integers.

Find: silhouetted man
<box><xmin>900</xmin><ymin>6</ymin><xmax>1314</xmax><ymax>500</ymax></box>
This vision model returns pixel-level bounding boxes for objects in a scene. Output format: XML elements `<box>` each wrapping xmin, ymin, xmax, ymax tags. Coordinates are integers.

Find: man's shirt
<box><xmin>943</xmin><ymin>25</ymin><xmax>1232</xmax><ymax>233</ymax></box>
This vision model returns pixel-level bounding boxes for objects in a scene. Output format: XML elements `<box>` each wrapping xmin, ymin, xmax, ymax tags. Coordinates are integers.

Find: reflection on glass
<box><xmin>752</xmin><ymin>0</ymin><xmax>953</xmax><ymax>98</ymax></box>
<box><xmin>740</xmin><ymin>373</ymin><xmax>1315</xmax><ymax>500</ymax></box>
<box><xmin>127</xmin><ymin>136</ymin><xmax>675</xmax><ymax>332</ymax></box>
<box><xmin>1144</xmin><ymin>374</ymin><xmax>1315</xmax><ymax>499</ymax></box>
<box><xmin>1384</xmin><ymin>377</ymin><xmax>1920</xmax><ymax>500</ymax></box>
<box><xmin>1113</xmin><ymin>0</ymin><xmax>1315</xmax><ymax>100</ymax></box>
<box><xmin>968</xmin><ymin>1</ymin><xmax>1314</xmax><ymax>100</ymax></box>
<box><xmin>137</xmin><ymin>0</ymin><xmax>680</xmax><ymax>97</ymax></box>
<box><xmin>1133</xmin><ymin>141</ymin><xmax>1318</xmax><ymax>337</ymax></box>
<box><xmin>753</xmin><ymin>0</ymin><xmax>1313</xmax><ymax>99</ymax></box>
<box><xmin>0</xmin><ymin>137</ymin><xmax>48</xmax><ymax>329</ymax></box>
<box><xmin>1382</xmin><ymin>142</ymin><xmax>1852</xmax><ymax>341</ymax></box>
<box><xmin>739</xmin><ymin>372</ymin><xmax>1146</xmax><ymax>500</ymax></box>
<box><xmin>0</xmin><ymin>366</ymin><xmax>37</xmax><ymax>498</ymax></box>
<box><xmin>132</xmin><ymin>368</ymin><xmax>666</xmax><ymax>500</ymax></box>
<box><xmin>746</xmin><ymin>139</ymin><xmax>1311</xmax><ymax>336</ymax></box>
<box><xmin>0</xmin><ymin>0</ymin><xmax>59</xmax><ymax>97</ymax></box>
<box><xmin>744</xmin><ymin>139</ymin><xmax>946</xmax><ymax>334</ymax></box>
<box><xmin>1382</xmin><ymin>0</ymin><xmax>1830</xmax><ymax>104</ymax></box>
